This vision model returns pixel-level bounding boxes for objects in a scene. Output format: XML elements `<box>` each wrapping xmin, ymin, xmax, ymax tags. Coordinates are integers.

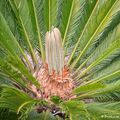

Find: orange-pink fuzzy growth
<box><xmin>33</xmin><ymin>64</ymin><xmax>75</xmax><ymax>100</ymax></box>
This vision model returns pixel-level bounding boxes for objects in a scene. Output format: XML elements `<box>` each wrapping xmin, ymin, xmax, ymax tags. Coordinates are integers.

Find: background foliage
<box><xmin>0</xmin><ymin>0</ymin><xmax>120</xmax><ymax>120</ymax></box>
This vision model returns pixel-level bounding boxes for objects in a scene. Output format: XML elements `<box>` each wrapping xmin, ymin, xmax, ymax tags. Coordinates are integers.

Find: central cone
<box><xmin>45</xmin><ymin>27</ymin><xmax>64</xmax><ymax>74</ymax></box>
<box><xmin>32</xmin><ymin>28</ymin><xmax>75</xmax><ymax>100</ymax></box>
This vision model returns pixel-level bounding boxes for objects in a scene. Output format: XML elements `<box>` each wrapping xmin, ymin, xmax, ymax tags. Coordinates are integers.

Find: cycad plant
<box><xmin>0</xmin><ymin>0</ymin><xmax>120</xmax><ymax>120</ymax></box>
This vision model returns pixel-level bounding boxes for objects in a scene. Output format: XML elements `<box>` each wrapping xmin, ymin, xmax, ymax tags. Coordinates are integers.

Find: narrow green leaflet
<box><xmin>64</xmin><ymin>100</ymin><xmax>90</xmax><ymax>120</ymax></box>
<box><xmin>74</xmin><ymin>82</ymin><xmax>106</xmax><ymax>94</ymax></box>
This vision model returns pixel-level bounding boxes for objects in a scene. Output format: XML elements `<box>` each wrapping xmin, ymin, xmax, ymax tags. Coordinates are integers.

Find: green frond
<box><xmin>0</xmin><ymin>86</ymin><xmax>33</xmax><ymax>112</ymax></box>
<box><xmin>86</xmin><ymin>102</ymin><xmax>120</xmax><ymax>119</ymax></box>
<box><xmin>63</xmin><ymin>100</ymin><xmax>90</xmax><ymax>120</ymax></box>
<box><xmin>65</xmin><ymin>0</ymin><xmax>98</xmax><ymax>55</ymax></box>
<box><xmin>69</xmin><ymin>0</ymin><xmax>120</xmax><ymax>68</ymax></box>
<box><xmin>0</xmin><ymin>10</ymin><xmax>33</xmax><ymax>71</ymax></box>
<box><xmin>91</xmin><ymin>56</ymin><xmax>120</xmax><ymax>80</ymax></box>
<box><xmin>87</xmin><ymin>23</ymin><xmax>120</xmax><ymax>67</ymax></box>
<box><xmin>76</xmin><ymin>39</ymin><xmax>120</xmax><ymax>79</ymax></box>
<box><xmin>60</xmin><ymin>0</ymin><xmax>75</xmax><ymax>46</ymax></box>
<box><xmin>0</xmin><ymin>51</ymin><xmax>39</xmax><ymax>88</ymax></box>
<box><xmin>74</xmin><ymin>22</ymin><xmax>120</xmax><ymax>78</ymax></box>
<box><xmin>74</xmin><ymin>82</ymin><xmax>106</xmax><ymax>94</ymax></box>
<box><xmin>0</xmin><ymin>12</ymin><xmax>18</xmax><ymax>54</ymax></box>
<box><xmin>1</xmin><ymin>0</ymin><xmax>120</xmax><ymax>119</ymax></box>
<box><xmin>8</xmin><ymin>0</ymin><xmax>39</xmax><ymax>66</ymax></box>
<box><xmin>0</xmin><ymin>0</ymin><xmax>21</xmax><ymax>41</ymax></box>
<box><xmin>0</xmin><ymin>73</ymin><xmax>12</xmax><ymax>85</ymax></box>
<box><xmin>42</xmin><ymin>0</ymin><xmax>58</xmax><ymax>31</ymax></box>
<box><xmin>27</xmin><ymin>0</ymin><xmax>45</xmax><ymax>61</ymax></box>
<box><xmin>0</xmin><ymin>13</ymin><xmax>39</xmax><ymax>87</ymax></box>
<box><xmin>8</xmin><ymin>0</ymin><xmax>36</xmax><ymax>46</ymax></box>
<box><xmin>0</xmin><ymin>108</ymin><xmax>18</xmax><ymax>120</ymax></box>
<box><xmin>0</xmin><ymin>60</ymin><xmax>26</xmax><ymax>87</ymax></box>
<box><xmin>75</xmin><ymin>78</ymin><xmax>120</xmax><ymax>99</ymax></box>
<box><xmin>27</xmin><ymin>110</ymin><xmax>61</xmax><ymax>120</ymax></box>
<box><xmin>85</xmin><ymin>11</ymin><xmax>120</xmax><ymax>59</ymax></box>
<box><xmin>94</xmin><ymin>79</ymin><xmax>120</xmax><ymax>97</ymax></box>
<box><xmin>95</xmin><ymin>91</ymin><xmax>120</xmax><ymax>102</ymax></box>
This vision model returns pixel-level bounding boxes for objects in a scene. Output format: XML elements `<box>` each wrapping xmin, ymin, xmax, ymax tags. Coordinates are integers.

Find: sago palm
<box><xmin>0</xmin><ymin>0</ymin><xmax>120</xmax><ymax>120</ymax></box>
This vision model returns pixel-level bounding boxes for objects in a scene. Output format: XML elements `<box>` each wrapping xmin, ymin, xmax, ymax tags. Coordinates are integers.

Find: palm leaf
<box><xmin>0</xmin><ymin>86</ymin><xmax>33</xmax><ymax>112</ymax></box>
<box><xmin>76</xmin><ymin>39</ymin><xmax>120</xmax><ymax>79</ymax></box>
<box><xmin>69</xmin><ymin>0</ymin><xmax>120</xmax><ymax>68</ymax></box>
<box><xmin>86</xmin><ymin>102</ymin><xmax>120</xmax><ymax>119</ymax></box>
<box><xmin>27</xmin><ymin>0</ymin><xmax>45</xmax><ymax>61</ymax></box>
<box><xmin>0</xmin><ymin>108</ymin><xmax>18</xmax><ymax>120</ymax></box>
<box><xmin>0</xmin><ymin>12</ymin><xmax>39</xmax><ymax>87</ymax></box>
<box><xmin>1</xmin><ymin>0</ymin><xmax>120</xmax><ymax>119</ymax></box>
<box><xmin>65</xmin><ymin>0</ymin><xmax>98</xmax><ymax>54</ymax></box>
<box><xmin>8</xmin><ymin>0</ymin><xmax>38</xmax><ymax>66</ymax></box>
<box><xmin>63</xmin><ymin>100</ymin><xmax>89</xmax><ymax>120</ymax></box>
<box><xmin>58</xmin><ymin>0</ymin><xmax>74</xmax><ymax>45</ymax></box>
<box><xmin>43</xmin><ymin>0</ymin><xmax>58</xmax><ymax>31</ymax></box>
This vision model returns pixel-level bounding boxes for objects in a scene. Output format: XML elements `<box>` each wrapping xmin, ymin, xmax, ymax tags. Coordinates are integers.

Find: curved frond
<box><xmin>69</xmin><ymin>0</ymin><xmax>120</xmax><ymax>68</ymax></box>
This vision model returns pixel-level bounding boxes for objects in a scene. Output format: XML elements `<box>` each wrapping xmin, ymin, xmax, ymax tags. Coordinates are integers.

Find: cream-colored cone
<box><xmin>45</xmin><ymin>27</ymin><xmax>64</xmax><ymax>74</ymax></box>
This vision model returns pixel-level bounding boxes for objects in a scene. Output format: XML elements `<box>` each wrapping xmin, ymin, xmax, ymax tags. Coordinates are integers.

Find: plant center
<box><xmin>31</xmin><ymin>28</ymin><xmax>75</xmax><ymax>100</ymax></box>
